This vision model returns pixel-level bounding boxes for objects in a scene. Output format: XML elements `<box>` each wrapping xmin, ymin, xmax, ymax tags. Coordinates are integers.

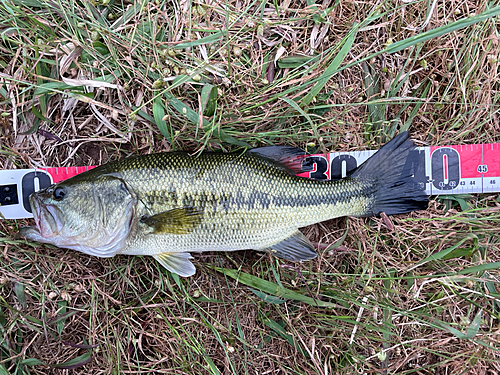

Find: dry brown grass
<box><xmin>1</xmin><ymin>0</ymin><xmax>500</xmax><ymax>373</ymax></box>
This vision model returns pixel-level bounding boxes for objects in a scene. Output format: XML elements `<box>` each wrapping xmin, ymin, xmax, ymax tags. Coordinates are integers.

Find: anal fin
<box><xmin>153</xmin><ymin>252</ymin><xmax>196</xmax><ymax>277</ymax></box>
<box><xmin>269</xmin><ymin>231</ymin><xmax>317</xmax><ymax>262</ymax></box>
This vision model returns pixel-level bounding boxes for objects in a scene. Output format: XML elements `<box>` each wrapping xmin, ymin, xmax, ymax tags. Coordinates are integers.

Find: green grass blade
<box><xmin>403</xmin><ymin>80</ymin><xmax>431</xmax><ymax>130</ymax></box>
<box><xmin>262</xmin><ymin>318</ymin><xmax>310</xmax><ymax>358</ymax></box>
<box><xmin>456</xmin><ymin>262</ymin><xmax>500</xmax><ymax>275</ymax></box>
<box><xmin>434</xmin><ymin>309</ymin><xmax>483</xmax><ymax>340</ymax></box>
<box><xmin>204</xmin><ymin>356</ymin><xmax>222</xmax><ymax>375</ymax></box>
<box><xmin>300</xmin><ymin>22</ymin><xmax>359</xmax><ymax>107</ymax></box>
<box><xmin>20</xmin><ymin>358</ymin><xmax>45</xmax><ymax>366</ymax></box>
<box><xmin>465</xmin><ymin>310</ymin><xmax>482</xmax><ymax>339</ymax></box>
<box><xmin>164</xmin><ymin>92</ymin><xmax>249</xmax><ymax>147</ymax></box>
<box><xmin>56</xmin><ymin>300</ymin><xmax>67</xmax><ymax>335</ymax></box>
<box><xmin>417</xmin><ymin>235</ymin><xmax>478</xmax><ymax>265</ymax></box>
<box><xmin>9</xmin><ymin>0</ymin><xmax>44</xmax><ymax>7</ymax></box>
<box><xmin>281</xmin><ymin>96</ymin><xmax>315</xmax><ymax>128</ymax></box>
<box><xmin>277</xmin><ymin>55</ymin><xmax>317</xmax><ymax>69</ymax></box>
<box><xmin>200</xmin><ymin>84</ymin><xmax>218</xmax><ymax>117</ymax></box>
<box><xmin>153</xmin><ymin>96</ymin><xmax>171</xmax><ymax>142</ymax></box>
<box><xmin>325</xmin><ymin>218</ymin><xmax>349</xmax><ymax>252</ymax></box>
<box><xmin>51</xmin><ymin>351</ymin><xmax>92</xmax><ymax>369</ymax></box>
<box><xmin>434</xmin><ymin>321</ymin><xmax>467</xmax><ymax>340</ymax></box>
<box><xmin>34</xmin><ymin>82</ymin><xmax>84</xmax><ymax>96</ymax></box>
<box><xmin>249</xmin><ymin>288</ymin><xmax>286</xmax><ymax>304</ymax></box>
<box><xmin>215</xmin><ymin>267</ymin><xmax>338</xmax><ymax>308</ymax></box>
<box><xmin>174</xmin><ymin>31</ymin><xmax>224</xmax><ymax>50</ymax></box>
<box><xmin>343</xmin><ymin>6</ymin><xmax>500</xmax><ymax>71</ymax></box>
<box><xmin>14</xmin><ymin>282</ymin><xmax>26</xmax><ymax>310</ymax></box>
<box><xmin>384</xmin><ymin>7</ymin><xmax>500</xmax><ymax>55</ymax></box>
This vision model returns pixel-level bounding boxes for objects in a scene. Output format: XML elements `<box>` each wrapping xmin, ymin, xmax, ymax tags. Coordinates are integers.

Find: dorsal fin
<box><xmin>248</xmin><ymin>146</ymin><xmax>313</xmax><ymax>174</ymax></box>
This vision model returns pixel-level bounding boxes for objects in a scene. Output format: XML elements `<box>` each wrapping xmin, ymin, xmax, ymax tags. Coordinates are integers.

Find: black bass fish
<box><xmin>20</xmin><ymin>132</ymin><xmax>428</xmax><ymax>276</ymax></box>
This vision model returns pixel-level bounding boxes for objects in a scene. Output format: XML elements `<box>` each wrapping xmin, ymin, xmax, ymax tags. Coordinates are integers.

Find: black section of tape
<box><xmin>0</xmin><ymin>184</ymin><xmax>19</xmax><ymax>206</ymax></box>
<box><xmin>21</xmin><ymin>171</ymin><xmax>52</xmax><ymax>213</ymax></box>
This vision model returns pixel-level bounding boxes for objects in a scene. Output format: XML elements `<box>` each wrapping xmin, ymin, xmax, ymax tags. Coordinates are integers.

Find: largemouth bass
<box><xmin>20</xmin><ymin>132</ymin><xmax>428</xmax><ymax>276</ymax></box>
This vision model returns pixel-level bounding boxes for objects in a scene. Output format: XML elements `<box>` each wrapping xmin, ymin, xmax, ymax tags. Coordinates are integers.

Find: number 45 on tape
<box><xmin>1</xmin><ymin>143</ymin><xmax>499</xmax><ymax>220</ymax></box>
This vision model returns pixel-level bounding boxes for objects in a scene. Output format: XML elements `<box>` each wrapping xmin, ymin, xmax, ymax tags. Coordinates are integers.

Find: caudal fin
<box><xmin>350</xmin><ymin>131</ymin><xmax>428</xmax><ymax>216</ymax></box>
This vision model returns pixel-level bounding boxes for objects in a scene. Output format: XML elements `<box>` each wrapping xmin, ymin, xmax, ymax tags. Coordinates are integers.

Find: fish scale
<box><xmin>118</xmin><ymin>153</ymin><xmax>367</xmax><ymax>227</ymax></box>
<box><xmin>19</xmin><ymin>132</ymin><xmax>428</xmax><ymax>277</ymax></box>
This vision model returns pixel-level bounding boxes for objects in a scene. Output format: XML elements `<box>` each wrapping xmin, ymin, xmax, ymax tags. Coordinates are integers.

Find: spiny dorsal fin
<box><xmin>141</xmin><ymin>207</ymin><xmax>203</xmax><ymax>234</ymax></box>
<box><xmin>153</xmin><ymin>252</ymin><xmax>196</xmax><ymax>277</ymax></box>
<box><xmin>248</xmin><ymin>146</ymin><xmax>313</xmax><ymax>174</ymax></box>
<box><xmin>268</xmin><ymin>230</ymin><xmax>317</xmax><ymax>261</ymax></box>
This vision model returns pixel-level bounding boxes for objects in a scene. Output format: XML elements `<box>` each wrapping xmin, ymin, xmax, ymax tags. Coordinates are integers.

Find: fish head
<box><xmin>20</xmin><ymin>175</ymin><xmax>137</xmax><ymax>258</ymax></box>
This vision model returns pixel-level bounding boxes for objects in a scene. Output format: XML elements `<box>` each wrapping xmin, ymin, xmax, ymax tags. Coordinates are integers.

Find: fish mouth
<box><xmin>29</xmin><ymin>195</ymin><xmax>65</xmax><ymax>238</ymax></box>
<box><xmin>20</xmin><ymin>183</ymin><xmax>136</xmax><ymax>258</ymax></box>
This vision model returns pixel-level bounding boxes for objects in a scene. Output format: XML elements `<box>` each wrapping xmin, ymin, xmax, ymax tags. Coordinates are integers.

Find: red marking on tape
<box><xmin>459</xmin><ymin>144</ymin><xmax>483</xmax><ymax>178</ymax></box>
<box><xmin>443</xmin><ymin>154</ymin><xmax>448</xmax><ymax>181</ymax></box>
<box><xmin>483</xmin><ymin>143</ymin><xmax>500</xmax><ymax>175</ymax></box>
<box><xmin>39</xmin><ymin>166</ymin><xmax>97</xmax><ymax>183</ymax></box>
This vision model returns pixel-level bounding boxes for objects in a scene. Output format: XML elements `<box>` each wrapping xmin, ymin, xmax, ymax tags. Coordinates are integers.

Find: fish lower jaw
<box><xmin>19</xmin><ymin>226</ymin><xmax>44</xmax><ymax>242</ymax></box>
<box><xmin>19</xmin><ymin>225</ymin><xmax>128</xmax><ymax>258</ymax></box>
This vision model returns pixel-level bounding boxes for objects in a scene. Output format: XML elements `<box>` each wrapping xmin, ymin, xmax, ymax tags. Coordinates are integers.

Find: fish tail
<box><xmin>350</xmin><ymin>131</ymin><xmax>428</xmax><ymax>216</ymax></box>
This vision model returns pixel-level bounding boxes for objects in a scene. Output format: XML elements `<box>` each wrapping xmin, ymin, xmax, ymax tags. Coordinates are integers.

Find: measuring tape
<box><xmin>0</xmin><ymin>166</ymin><xmax>96</xmax><ymax>219</ymax></box>
<box><xmin>1</xmin><ymin>143</ymin><xmax>499</xmax><ymax>220</ymax></box>
<box><xmin>297</xmin><ymin>143</ymin><xmax>500</xmax><ymax>194</ymax></box>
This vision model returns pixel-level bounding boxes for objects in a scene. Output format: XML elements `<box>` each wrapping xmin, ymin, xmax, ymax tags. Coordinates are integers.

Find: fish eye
<box><xmin>53</xmin><ymin>186</ymin><xmax>66</xmax><ymax>201</ymax></box>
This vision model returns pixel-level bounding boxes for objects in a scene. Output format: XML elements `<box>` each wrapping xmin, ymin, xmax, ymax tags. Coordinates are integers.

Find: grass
<box><xmin>1</xmin><ymin>0</ymin><xmax>500</xmax><ymax>373</ymax></box>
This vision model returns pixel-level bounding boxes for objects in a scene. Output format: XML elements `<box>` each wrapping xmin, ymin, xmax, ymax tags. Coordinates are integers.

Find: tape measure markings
<box><xmin>1</xmin><ymin>144</ymin><xmax>499</xmax><ymax>219</ymax></box>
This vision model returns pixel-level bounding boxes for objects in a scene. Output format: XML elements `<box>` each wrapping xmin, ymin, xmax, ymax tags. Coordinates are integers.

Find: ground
<box><xmin>1</xmin><ymin>0</ymin><xmax>500</xmax><ymax>374</ymax></box>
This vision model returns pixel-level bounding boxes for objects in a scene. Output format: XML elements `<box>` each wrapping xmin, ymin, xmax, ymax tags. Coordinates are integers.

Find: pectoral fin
<box><xmin>153</xmin><ymin>252</ymin><xmax>196</xmax><ymax>277</ymax></box>
<box><xmin>269</xmin><ymin>231</ymin><xmax>317</xmax><ymax>262</ymax></box>
<box><xmin>141</xmin><ymin>207</ymin><xmax>203</xmax><ymax>235</ymax></box>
